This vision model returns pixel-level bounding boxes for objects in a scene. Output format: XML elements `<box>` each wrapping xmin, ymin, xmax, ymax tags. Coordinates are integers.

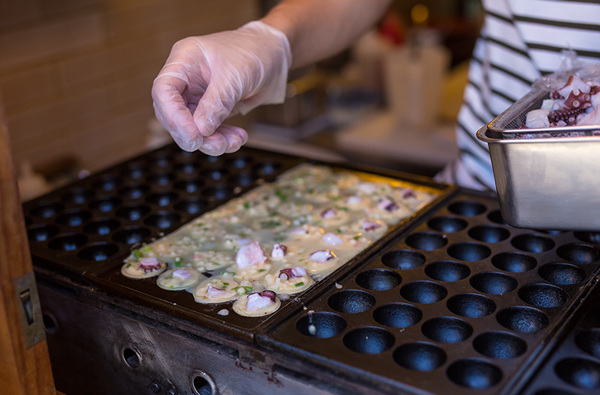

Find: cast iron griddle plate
<box><xmin>24</xmin><ymin>144</ymin><xmax>451</xmax><ymax>342</ymax></box>
<box><xmin>24</xmin><ymin>145</ymin><xmax>305</xmax><ymax>279</ymax></box>
<box><xmin>258</xmin><ymin>192</ymin><xmax>600</xmax><ymax>394</ymax></box>
<box><xmin>520</xmin><ymin>274</ymin><xmax>600</xmax><ymax>394</ymax></box>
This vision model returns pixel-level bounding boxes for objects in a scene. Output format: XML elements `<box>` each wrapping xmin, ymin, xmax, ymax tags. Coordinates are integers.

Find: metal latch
<box><xmin>14</xmin><ymin>272</ymin><xmax>45</xmax><ymax>349</ymax></box>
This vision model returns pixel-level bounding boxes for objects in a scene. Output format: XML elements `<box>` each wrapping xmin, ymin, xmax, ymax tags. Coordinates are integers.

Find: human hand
<box><xmin>152</xmin><ymin>21</ymin><xmax>291</xmax><ymax>155</ymax></box>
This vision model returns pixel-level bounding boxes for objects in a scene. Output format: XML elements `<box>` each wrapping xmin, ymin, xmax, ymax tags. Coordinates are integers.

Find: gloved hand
<box><xmin>152</xmin><ymin>21</ymin><xmax>292</xmax><ymax>155</ymax></box>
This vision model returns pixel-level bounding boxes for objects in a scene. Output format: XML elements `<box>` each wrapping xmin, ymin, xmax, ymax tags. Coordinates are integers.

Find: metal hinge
<box><xmin>14</xmin><ymin>272</ymin><xmax>46</xmax><ymax>349</ymax></box>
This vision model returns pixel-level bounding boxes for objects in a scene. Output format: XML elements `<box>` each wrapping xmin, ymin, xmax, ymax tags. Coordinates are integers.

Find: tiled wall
<box><xmin>0</xmin><ymin>0</ymin><xmax>259</xmax><ymax>175</ymax></box>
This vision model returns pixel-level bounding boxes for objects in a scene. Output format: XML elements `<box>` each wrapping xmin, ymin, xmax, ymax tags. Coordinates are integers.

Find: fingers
<box><xmin>198</xmin><ymin>125</ymin><xmax>248</xmax><ymax>156</ymax></box>
<box><xmin>192</xmin><ymin>79</ymin><xmax>241</xmax><ymax>138</ymax></box>
<box><xmin>152</xmin><ymin>69</ymin><xmax>204</xmax><ymax>152</ymax></box>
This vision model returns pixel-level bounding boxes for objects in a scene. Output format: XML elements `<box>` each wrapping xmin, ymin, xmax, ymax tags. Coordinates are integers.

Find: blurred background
<box><xmin>0</xmin><ymin>0</ymin><xmax>482</xmax><ymax>201</ymax></box>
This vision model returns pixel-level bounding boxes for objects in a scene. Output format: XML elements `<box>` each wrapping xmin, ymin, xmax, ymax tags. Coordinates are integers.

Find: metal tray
<box><xmin>477</xmin><ymin>85</ymin><xmax>600</xmax><ymax>230</ymax></box>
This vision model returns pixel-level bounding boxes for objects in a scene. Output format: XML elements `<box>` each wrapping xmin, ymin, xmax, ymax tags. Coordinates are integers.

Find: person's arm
<box><xmin>152</xmin><ymin>0</ymin><xmax>392</xmax><ymax>156</ymax></box>
<box><xmin>263</xmin><ymin>0</ymin><xmax>392</xmax><ymax>69</ymax></box>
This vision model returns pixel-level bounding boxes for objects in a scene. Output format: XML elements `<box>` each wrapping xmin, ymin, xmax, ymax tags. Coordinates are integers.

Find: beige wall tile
<box><xmin>0</xmin><ymin>0</ymin><xmax>43</xmax><ymax>30</ymax></box>
<box><xmin>0</xmin><ymin>12</ymin><xmax>106</xmax><ymax>72</ymax></box>
<box><xmin>0</xmin><ymin>65</ymin><xmax>61</xmax><ymax>114</ymax></box>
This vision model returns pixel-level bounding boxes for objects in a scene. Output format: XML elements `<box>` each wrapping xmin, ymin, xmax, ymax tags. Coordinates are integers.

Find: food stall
<box><xmin>21</xmin><ymin>137</ymin><xmax>600</xmax><ymax>394</ymax></box>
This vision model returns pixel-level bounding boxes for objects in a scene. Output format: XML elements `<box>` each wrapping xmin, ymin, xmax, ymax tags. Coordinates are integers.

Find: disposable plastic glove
<box><xmin>152</xmin><ymin>21</ymin><xmax>292</xmax><ymax>156</ymax></box>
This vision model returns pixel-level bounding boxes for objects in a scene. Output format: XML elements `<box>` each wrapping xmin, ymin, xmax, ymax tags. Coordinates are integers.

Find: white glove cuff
<box><xmin>236</xmin><ymin>20</ymin><xmax>292</xmax><ymax>115</ymax></box>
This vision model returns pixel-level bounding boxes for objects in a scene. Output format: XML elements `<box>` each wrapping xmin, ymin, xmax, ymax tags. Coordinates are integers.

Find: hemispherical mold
<box><xmin>62</xmin><ymin>188</ymin><xmax>93</xmax><ymax>205</ymax></box>
<box><xmin>48</xmin><ymin>233</ymin><xmax>88</xmax><ymax>252</ymax></box>
<box><xmin>227</xmin><ymin>155</ymin><xmax>252</xmax><ymax>169</ymax></box>
<box><xmin>83</xmin><ymin>219</ymin><xmax>120</xmax><ymax>236</ymax></box>
<box><xmin>473</xmin><ymin>332</ymin><xmax>527</xmax><ymax>359</ymax></box>
<box><xmin>497</xmin><ymin>306</ymin><xmax>549</xmax><ymax>333</ymax></box>
<box><xmin>116</xmin><ymin>205</ymin><xmax>151</xmax><ymax>221</ymax></box>
<box><xmin>77</xmin><ymin>242</ymin><xmax>119</xmax><ymax>261</ymax></box>
<box><xmin>30</xmin><ymin>202</ymin><xmax>64</xmax><ymax>218</ymax></box>
<box><xmin>487</xmin><ymin>210</ymin><xmax>507</xmax><ymax>225</ymax></box>
<box><xmin>355</xmin><ymin>269</ymin><xmax>401</xmax><ymax>291</ymax></box>
<box><xmin>146</xmin><ymin>192</ymin><xmax>178</xmax><ymax>207</ymax></box>
<box><xmin>174</xmin><ymin>162</ymin><xmax>200</xmax><ymax>175</ymax></box>
<box><xmin>405</xmin><ymin>232</ymin><xmax>448</xmax><ymax>251</ymax></box>
<box><xmin>447</xmin><ymin>201</ymin><xmax>486</xmax><ymax>217</ymax></box>
<box><xmin>343</xmin><ymin>327</ymin><xmax>394</xmax><ymax>354</ymax></box>
<box><xmin>204</xmin><ymin>185</ymin><xmax>233</xmax><ymax>201</ymax></box>
<box><xmin>555</xmin><ymin>357</ymin><xmax>600</xmax><ymax>389</ymax></box>
<box><xmin>539</xmin><ymin>262</ymin><xmax>586</xmax><ymax>285</ymax></box>
<box><xmin>447</xmin><ymin>242</ymin><xmax>491</xmax><ymax>262</ymax></box>
<box><xmin>421</xmin><ymin>316</ymin><xmax>473</xmax><ymax>343</ymax></box>
<box><xmin>56</xmin><ymin>210</ymin><xmax>92</xmax><ymax>227</ymax></box>
<box><xmin>574</xmin><ymin>231</ymin><xmax>600</xmax><ymax>245</ymax></box>
<box><xmin>373</xmin><ymin>303</ymin><xmax>422</xmax><ymax>328</ymax></box>
<box><xmin>556</xmin><ymin>243</ymin><xmax>600</xmax><ymax>264</ymax></box>
<box><xmin>89</xmin><ymin>197</ymin><xmax>122</xmax><ymax>213</ymax></box>
<box><xmin>201</xmin><ymin>168</ymin><xmax>229</xmax><ymax>182</ymax></box>
<box><xmin>174</xmin><ymin>180</ymin><xmax>204</xmax><ymax>194</ymax></box>
<box><xmin>427</xmin><ymin>216</ymin><xmax>468</xmax><ymax>233</ymax></box>
<box><xmin>328</xmin><ymin>290</ymin><xmax>375</xmax><ymax>314</ymax></box>
<box><xmin>123</xmin><ymin>162</ymin><xmax>147</xmax><ymax>180</ymax></box>
<box><xmin>470</xmin><ymin>272</ymin><xmax>517</xmax><ymax>295</ymax></box>
<box><xmin>147</xmin><ymin>172</ymin><xmax>174</xmax><ymax>186</ymax></box>
<box><xmin>174</xmin><ymin>198</ymin><xmax>208</xmax><ymax>215</ymax></box>
<box><xmin>119</xmin><ymin>185</ymin><xmax>149</xmax><ymax>200</ymax></box>
<box><xmin>511</xmin><ymin>234</ymin><xmax>555</xmax><ymax>253</ymax></box>
<box><xmin>28</xmin><ymin>224</ymin><xmax>59</xmax><ymax>243</ymax></box>
<box><xmin>447</xmin><ymin>293</ymin><xmax>496</xmax><ymax>318</ymax></box>
<box><xmin>394</xmin><ymin>342</ymin><xmax>446</xmax><ymax>371</ymax></box>
<box><xmin>400</xmin><ymin>281</ymin><xmax>447</xmax><ymax>304</ymax></box>
<box><xmin>518</xmin><ymin>283</ymin><xmax>568</xmax><ymax>309</ymax></box>
<box><xmin>425</xmin><ymin>260</ymin><xmax>470</xmax><ymax>282</ymax></box>
<box><xmin>253</xmin><ymin>161</ymin><xmax>281</xmax><ymax>177</ymax></box>
<box><xmin>575</xmin><ymin>328</ymin><xmax>600</xmax><ymax>359</ymax></box>
<box><xmin>144</xmin><ymin>211</ymin><xmax>181</xmax><ymax>230</ymax></box>
<box><xmin>112</xmin><ymin>227</ymin><xmax>152</xmax><ymax>245</ymax></box>
<box><xmin>296</xmin><ymin>312</ymin><xmax>346</xmax><ymax>338</ymax></box>
<box><xmin>228</xmin><ymin>172</ymin><xmax>257</xmax><ymax>187</ymax></box>
<box><xmin>468</xmin><ymin>225</ymin><xmax>510</xmax><ymax>243</ymax></box>
<box><xmin>93</xmin><ymin>175</ymin><xmax>120</xmax><ymax>192</ymax></box>
<box><xmin>447</xmin><ymin>359</ymin><xmax>503</xmax><ymax>389</ymax></box>
<box><xmin>492</xmin><ymin>252</ymin><xmax>536</xmax><ymax>273</ymax></box>
<box><xmin>381</xmin><ymin>249</ymin><xmax>426</xmax><ymax>270</ymax></box>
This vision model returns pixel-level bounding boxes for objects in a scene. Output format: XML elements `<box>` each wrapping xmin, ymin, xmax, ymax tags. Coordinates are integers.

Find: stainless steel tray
<box><xmin>477</xmin><ymin>85</ymin><xmax>600</xmax><ymax>230</ymax></box>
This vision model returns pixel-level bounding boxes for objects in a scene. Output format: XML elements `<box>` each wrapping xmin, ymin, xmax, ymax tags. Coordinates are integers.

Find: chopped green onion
<box><xmin>295</xmin><ymin>282</ymin><xmax>305</xmax><ymax>287</ymax></box>
<box><xmin>234</xmin><ymin>286</ymin><xmax>252</xmax><ymax>295</ymax></box>
<box><xmin>243</xmin><ymin>202</ymin><xmax>251</xmax><ymax>210</ymax></box>
<box><xmin>336</xmin><ymin>228</ymin><xmax>342</xmax><ymax>234</ymax></box>
<box><xmin>174</xmin><ymin>257</ymin><xmax>182</xmax><ymax>267</ymax></box>
<box><xmin>275</xmin><ymin>189</ymin><xmax>288</xmax><ymax>202</ymax></box>
<box><xmin>132</xmin><ymin>249</ymin><xmax>144</xmax><ymax>258</ymax></box>
<box><xmin>258</xmin><ymin>269</ymin><xmax>266</xmax><ymax>273</ymax></box>
<box><xmin>354</xmin><ymin>236</ymin><xmax>361</xmax><ymax>241</ymax></box>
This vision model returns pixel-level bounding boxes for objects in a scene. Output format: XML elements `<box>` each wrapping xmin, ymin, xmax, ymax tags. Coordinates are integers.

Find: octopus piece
<box><xmin>121</xmin><ymin>256</ymin><xmax>167</xmax><ymax>279</ymax></box>
<box><xmin>193</xmin><ymin>278</ymin><xmax>239</xmax><ymax>304</ymax></box>
<box><xmin>271</xmin><ymin>243</ymin><xmax>287</xmax><ymax>259</ymax></box>
<box><xmin>322</xmin><ymin>232</ymin><xmax>344</xmax><ymax>246</ymax></box>
<box><xmin>362</xmin><ymin>220</ymin><xmax>381</xmax><ymax>232</ymax></box>
<box><xmin>279</xmin><ymin>267</ymin><xmax>307</xmax><ymax>280</ymax></box>
<box><xmin>157</xmin><ymin>267</ymin><xmax>202</xmax><ymax>291</ymax></box>
<box><xmin>378</xmin><ymin>198</ymin><xmax>398</xmax><ymax>212</ymax></box>
<box><xmin>310</xmin><ymin>250</ymin><xmax>335</xmax><ymax>262</ymax></box>
<box><xmin>235</xmin><ymin>241</ymin><xmax>266</xmax><ymax>268</ymax></box>
<box><xmin>265</xmin><ymin>267</ymin><xmax>313</xmax><ymax>295</ymax></box>
<box><xmin>233</xmin><ymin>290</ymin><xmax>281</xmax><ymax>317</ymax></box>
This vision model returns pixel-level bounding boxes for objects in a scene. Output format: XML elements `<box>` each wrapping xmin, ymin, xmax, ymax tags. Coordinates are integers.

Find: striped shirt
<box><xmin>435</xmin><ymin>0</ymin><xmax>600</xmax><ymax>190</ymax></box>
